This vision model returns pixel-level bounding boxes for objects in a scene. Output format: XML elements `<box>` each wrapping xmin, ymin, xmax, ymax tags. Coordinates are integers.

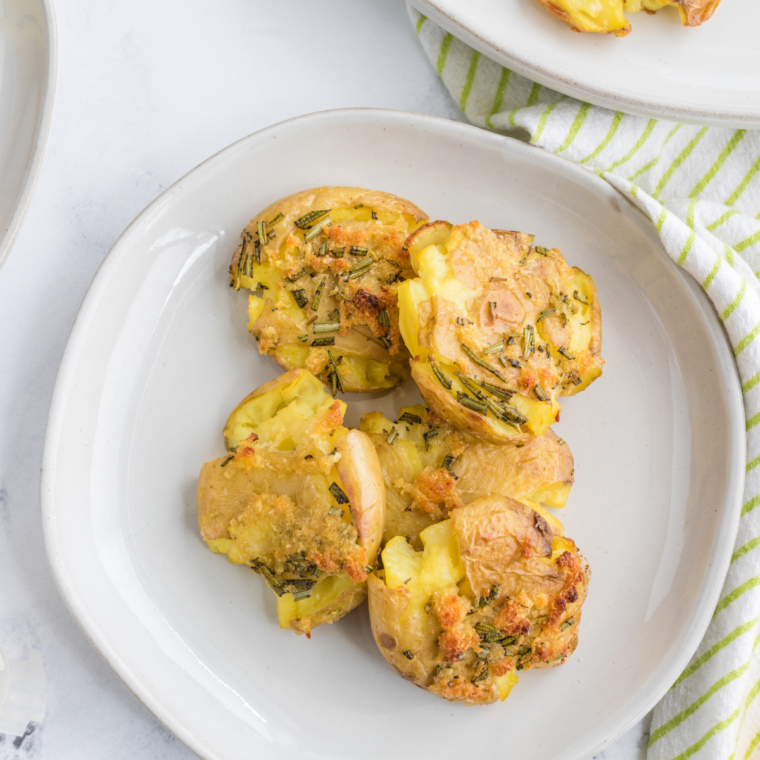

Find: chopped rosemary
<box><xmin>532</xmin><ymin>615</ymin><xmax>549</xmax><ymax>626</ymax></box>
<box><xmin>536</xmin><ymin>307</ymin><xmax>555</xmax><ymax>322</ymax></box>
<box><xmin>456</xmin><ymin>317</ymin><xmax>465</xmax><ymax>326</ymax></box>
<box><xmin>483</xmin><ymin>340</ymin><xmax>504</xmax><ymax>355</ymax></box>
<box><xmin>329</xmin><ymin>371</ymin><xmax>337</xmax><ymax>397</ymax></box>
<box><xmin>430</xmin><ymin>359</ymin><xmax>453</xmax><ymax>390</ymax></box>
<box><xmin>534</xmin><ymin>245</ymin><xmax>548</xmax><ymax>256</ymax></box>
<box><xmin>311</xmin><ymin>336</ymin><xmax>335</xmax><ymax>346</ymax></box>
<box><xmin>297</xmin><ymin>334</ymin><xmax>308</xmax><ymax>343</ymax></box>
<box><xmin>327</xmin><ymin>308</ymin><xmax>340</xmax><ymax>321</ymax></box>
<box><xmin>457</xmin><ymin>392</ymin><xmax>487</xmax><ymax>414</ymax></box>
<box><xmin>303</xmin><ymin>215</ymin><xmax>331</xmax><ymax>243</ymax></box>
<box><xmin>329</xmin><ymin>507</ymin><xmax>344</xmax><ymax>517</ymax></box>
<box><xmin>399</xmin><ymin>412</ymin><xmax>422</xmax><ymax>425</ymax></box>
<box><xmin>311</xmin><ymin>278</ymin><xmax>326</xmax><ymax>310</ymax></box>
<box><xmin>506</xmin><ymin>336</ymin><xmax>515</xmax><ymax>346</ymax></box>
<box><xmin>294</xmin><ymin>209</ymin><xmax>330</xmax><ymax>229</ymax></box>
<box><xmin>313</xmin><ymin>321</ymin><xmax>340</xmax><ymax>334</ymax></box>
<box><xmin>442</xmin><ymin>455</ymin><xmax>457</xmax><ymax>473</ymax></box>
<box><xmin>254</xmin><ymin>238</ymin><xmax>261</xmax><ymax>265</ymax></box>
<box><xmin>378</xmin><ymin>308</ymin><xmax>389</xmax><ymax>327</ymax></box>
<box><xmin>462</xmin><ymin>344</ymin><xmax>505</xmax><ymax>381</ymax></box>
<box><xmin>467</xmin><ymin>375</ymin><xmax>514</xmax><ymax>401</ymax></box>
<box><xmin>329</xmin><ymin>482</ymin><xmax>349</xmax><ymax>505</ymax></box>
<box><xmin>433</xmin><ymin>665</ymin><xmax>443</xmax><ymax>678</ymax></box>
<box><xmin>402</xmin><ymin>650</ymin><xmax>414</xmax><ymax>660</ymax></box>
<box><xmin>560</xmin><ymin>616</ymin><xmax>575</xmax><ymax>631</ymax></box>
<box><xmin>266</xmin><ymin>212</ymin><xmax>284</xmax><ymax>227</ymax></box>
<box><xmin>255</xmin><ymin>282</ymin><xmax>268</xmax><ymax>290</ymax></box>
<box><xmin>573</xmin><ymin>289</ymin><xmax>589</xmax><ymax>305</ymax></box>
<box><xmin>377</xmin><ymin>336</ymin><xmax>392</xmax><ymax>348</ymax></box>
<box><xmin>471</xmin><ymin>662</ymin><xmax>489</xmax><ymax>685</ymax></box>
<box><xmin>371</xmin><ymin>210</ymin><xmax>378</xmax><ymax>220</ymax></box>
<box><xmin>344</xmin><ymin>258</ymin><xmax>373</xmax><ymax>280</ymax></box>
<box><xmin>257</xmin><ymin>220</ymin><xmax>267</xmax><ymax>246</ymax></box>
<box><xmin>423</xmin><ymin>428</ymin><xmax>438</xmax><ymax>451</ymax></box>
<box><xmin>526</xmin><ymin>292</ymin><xmax>533</xmax><ymax>298</ymax></box>
<box><xmin>506</xmin><ymin>357</ymin><xmax>525</xmax><ymax>369</ymax></box>
<box><xmin>551</xmin><ymin>654</ymin><xmax>565</xmax><ymax>663</ymax></box>
<box><xmin>349</xmin><ymin>246</ymin><xmax>368</xmax><ymax>257</ymax></box>
<box><xmin>386</xmin><ymin>427</ymin><xmax>399</xmax><ymax>444</ymax></box>
<box><xmin>501</xmin><ymin>404</ymin><xmax>528</xmax><ymax>425</ymax></box>
<box><xmin>220</xmin><ymin>455</ymin><xmax>234</xmax><ymax>467</ymax></box>
<box><xmin>291</xmin><ymin>289</ymin><xmax>308</xmax><ymax>308</ymax></box>
<box><xmin>489</xmin><ymin>301</ymin><xmax>497</xmax><ymax>320</ymax></box>
<box><xmin>557</xmin><ymin>346</ymin><xmax>575</xmax><ymax>360</ymax></box>
<box><xmin>288</xmin><ymin>268</ymin><xmax>308</xmax><ymax>282</ymax></box>
<box><xmin>533</xmin><ymin>385</ymin><xmax>550</xmax><ymax>402</ymax></box>
<box><xmin>307</xmin><ymin>314</ymin><xmax>318</xmax><ymax>326</ymax></box>
<box><xmin>317</xmin><ymin>241</ymin><xmax>329</xmax><ymax>257</ymax></box>
<box><xmin>327</xmin><ymin>351</ymin><xmax>344</xmax><ymax>394</ymax></box>
<box><xmin>354</xmin><ymin>204</ymin><xmax>364</xmax><ymax>209</ymax></box>
<box><xmin>332</xmin><ymin>247</ymin><xmax>344</xmax><ymax>258</ymax></box>
<box><xmin>522</xmin><ymin>325</ymin><xmax>535</xmax><ymax>358</ymax></box>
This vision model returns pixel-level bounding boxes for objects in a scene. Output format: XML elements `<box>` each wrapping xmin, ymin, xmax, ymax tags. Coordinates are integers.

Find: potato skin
<box><xmin>367</xmin><ymin>575</ymin><xmax>441</xmax><ymax>690</ymax></box>
<box><xmin>335</xmin><ymin>429</ymin><xmax>386</xmax><ymax>562</ymax></box>
<box><xmin>411</xmin><ymin>357</ymin><xmax>531</xmax><ymax>445</ymax></box>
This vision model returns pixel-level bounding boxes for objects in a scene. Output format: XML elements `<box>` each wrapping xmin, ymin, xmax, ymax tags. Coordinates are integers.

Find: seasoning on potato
<box><xmin>230</xmin><ymin>186</ymin><xmax>428</xmax><ymax>393</ymax></box>
<box><xmin>359</xmin><ymin>404</ymin><xmax>573</xmax><ymax>549</ymax></box>
<box><xmin>197</xmin><ymin>369</ymin><xmax>385</xmax><ymax>636</ymax></box>
<box><xmin>534</xmin><ymin>0</ymin><xmax>720</xmax><ymax>36</ymax></box>
<box><xmin>397</xmin><ymin>220</ymin><xmax>602</xmax><ymax>444</ymax></box>
<box><xmin>368</xmin><ymin>496</ymin><xmax>589</xmax><ymax>704</ymax></box>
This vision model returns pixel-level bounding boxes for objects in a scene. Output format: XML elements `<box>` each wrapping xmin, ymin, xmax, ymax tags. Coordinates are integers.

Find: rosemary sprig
<box><xmin>349</xmin><ymin>246</ymin><xmax>368</xmax><ymax>257</ymax></box>
<box><xmin>291</xmin><ymin>289</ymin><xmax>308</xmax><ymax>308</ymax></box>
<box><xmin>522</xmin><ymin>325</ymin><xmax>535</xmax><ymax>358</ymax></box>
<box><xmin>457</xmin><ymin>392</ymin><xmax>487</xmax><ymax>414</ymax></box>
<box><xmin>430</xmin><ymin>358</ymin><xmax>453</xmax><ymax>390</ymax></box>
<box><xmin>311</xmin><ymin>336</ymin><xmax>335</xmax><ymax>346</ymax></box>
<box><xmin>311</xmin><ymin>278</ymin><xmax>326</xmax><ymax>310</ymax></box>
<box><xmin>483</xmin><ymin>340</ymin><xmax>504</xmax><ymax>355</ymax></box>
<box><xmin>257</xmin><ymin>220</ymin><xmax>267</xmax><ymax>247</ymax></box>
<box><xmin>534</xmin><ymin>385</ymin><xmax>550</xmax><ymax>402</ymax></box>
<box><xmin>557</xmin><ymin>346</ymin><xmax>575</xmax><ymax>360</ymax></box>
<box><xmin>462</xmin><ymin>344</ymin><xmax>505</xmax><ymax>381</ymax></box>
<box><xmin>294</xmin><ymin>209</ymin><xmax>329</xmax><ymax>229</ymax></box>
<box><xmin>313</xmin><ymin>321</ymin><xmax>341</xmax><ymax>334</ymax></box>
<box><xmin>266</xmin><ymin>212</ymin><xmax>284</xmax><ymax>227</ymax></box>
<box><xmin>303</xmin><ymin>215</ymin><xmax>331</xmax><ymax>243</ymax></box>
<box><xmin>536</xmin><ymin>307</ymin><xmax>555</xmax><ymax>322</ymax></box>
<box><xmin>386</xmin><ymin>427</ymin><xmax>399</xmax><ymax>444</ymax></box>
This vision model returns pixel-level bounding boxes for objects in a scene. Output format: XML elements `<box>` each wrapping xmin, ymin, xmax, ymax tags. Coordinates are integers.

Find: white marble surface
<box><xmin>0</xmin><ymin>1</ymin><xmax>648</xmax><ymax>757</ymax></box>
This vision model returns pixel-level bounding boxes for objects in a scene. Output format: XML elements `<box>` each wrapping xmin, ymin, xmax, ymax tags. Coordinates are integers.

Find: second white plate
<box><xmin>42</xmin><ymin>109</ymin><xmax>744</xmax><ymax>760</ymax></box>
<box><xmin>410</xmin><ymin>0</ymin><xmax>760</xmax><ymax>128</ymax></box>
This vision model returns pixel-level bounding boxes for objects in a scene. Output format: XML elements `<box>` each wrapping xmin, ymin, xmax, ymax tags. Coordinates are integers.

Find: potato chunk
<box><xmin>360</xmin><ymin>404</ymin><xmax>572</xmax><ymax>549</ymax></box>
<box><xmin>368</xmin><ymin>498</ymin><xmax>590</xmax><ymax>704</ymax></box>
<box><xmin>534</xmin><ymin>0</ymin><xmax>720</xmax><ymax>35</ymax></box>
<box><xmin>230</xmin><ymin>187</ymin><xmax>428</xmax><ymax>393</ymax></box>
<box><xmin>198</xmin><ymin>369</ymin><xmax>385</xmax><ymax>635</ymax></box>
<box><xmin>397</xmin><ymin>221</ymin><xmax>602</xmax><ymax>443</ymax></box>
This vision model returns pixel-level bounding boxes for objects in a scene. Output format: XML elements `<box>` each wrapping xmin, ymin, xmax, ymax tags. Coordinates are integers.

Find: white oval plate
<box><xmin>0</xmin><ymin>0</ymin><xmax>57</xmax><ymax>270</ymax></box>
<box><xmin>42</xmin><ymin>109</ymin><xmax>745</xmax><ymax>760</ymax></box>
<box><xmin>409</xmin><ymin>0</ymin><xmax>759</xmax><ymax>128</ymax></box>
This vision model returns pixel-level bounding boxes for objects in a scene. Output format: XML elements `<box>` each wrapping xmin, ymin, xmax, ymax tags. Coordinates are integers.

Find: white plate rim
<box><xmin>408</xmin><ymin>0</ymin><xmax>758</xmax><ymax>129</ymax></box>
<box><xmin>0</xmin><ymin>0</ymin><xmax>58</xmax><ymax>270</ymax></box>
<box><xmin>40</xmin><ymin>107</ymin><xmax>746</xmax><ymax>760</ymax></box>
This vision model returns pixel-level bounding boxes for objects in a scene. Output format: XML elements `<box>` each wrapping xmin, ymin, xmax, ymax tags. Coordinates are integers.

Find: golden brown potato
<box><xmin>368</xmin><ymin>497</ymin><xmax>589</xmax><ymax>704</ymax></box>
<box><xmin>359</xmin><ymin>404</ymin><xmax>573</xmax><ymax>549</ymax></box>
<box><xmin>230</xmin><ymin>187</ymin><xmax>428</xmax><ymax>393</ymax></box>
<box><xmin>534</xmin><ymin>0</ymin><xmax>720</xmax><ymax>36</ymax></box>
<box><xmin>397</xmin><ymin>221</ymin><xmax>603</xmax><ymax>444</ymax></box>
<box><xmin>197</xmin><ymin>369</ymin><xmax>385</xmax><ymax>635</ymax></box>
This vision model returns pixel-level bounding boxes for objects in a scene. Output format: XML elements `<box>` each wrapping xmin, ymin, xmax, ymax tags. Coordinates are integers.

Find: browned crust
<box><xmin>411</xmin><ymin>357</ymin><xmax>531</xmax><ymax>446</ymax></box>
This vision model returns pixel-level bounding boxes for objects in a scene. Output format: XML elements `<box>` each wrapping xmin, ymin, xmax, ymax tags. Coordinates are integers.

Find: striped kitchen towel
<box><xmin>409</xmin><ymin>7</ymin><xmax>760</xmax><ymax>760</ymax></box>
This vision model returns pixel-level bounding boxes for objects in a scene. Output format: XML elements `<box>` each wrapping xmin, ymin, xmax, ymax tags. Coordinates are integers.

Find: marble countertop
<box><xmin>0</xmin><ymin>0</ymin><xmax>648</xmax><ymax>757</ymax></box>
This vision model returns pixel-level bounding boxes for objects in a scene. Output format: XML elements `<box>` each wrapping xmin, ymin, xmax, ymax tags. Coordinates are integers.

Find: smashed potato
<box><xmin>230</xmin><ymin>187</ymin><xmax>428</xmax><ymax>393</ymax></box>
<box><xmin>368</xmin><ymin>498</ymin><xmax>589</xmax><ymax>704</ymax></box>
<box><xmin>197</xmin><ymin>369</ymin><xmax>385</xmax><ymax>635</ymax></box>
<box><xmin>398</xmin><ymin>221</ymin><xmax>602</xmax><ymax>444</ymax></box>
<box><xmin>359</xmin><ymin>404</ymin><xmax>573</xmax><ymax>549</ymax></box>
<box><xmin>535</xmin><ymin>0</ymin><xmax>720</xmax><ymax>36</ymax></box>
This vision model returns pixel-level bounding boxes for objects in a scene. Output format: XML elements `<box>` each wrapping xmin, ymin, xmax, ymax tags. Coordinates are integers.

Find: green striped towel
<box><xmin>410</xmin><ymin>8</ymin><xmax>760</xmax><ymax>760</ymax></box>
